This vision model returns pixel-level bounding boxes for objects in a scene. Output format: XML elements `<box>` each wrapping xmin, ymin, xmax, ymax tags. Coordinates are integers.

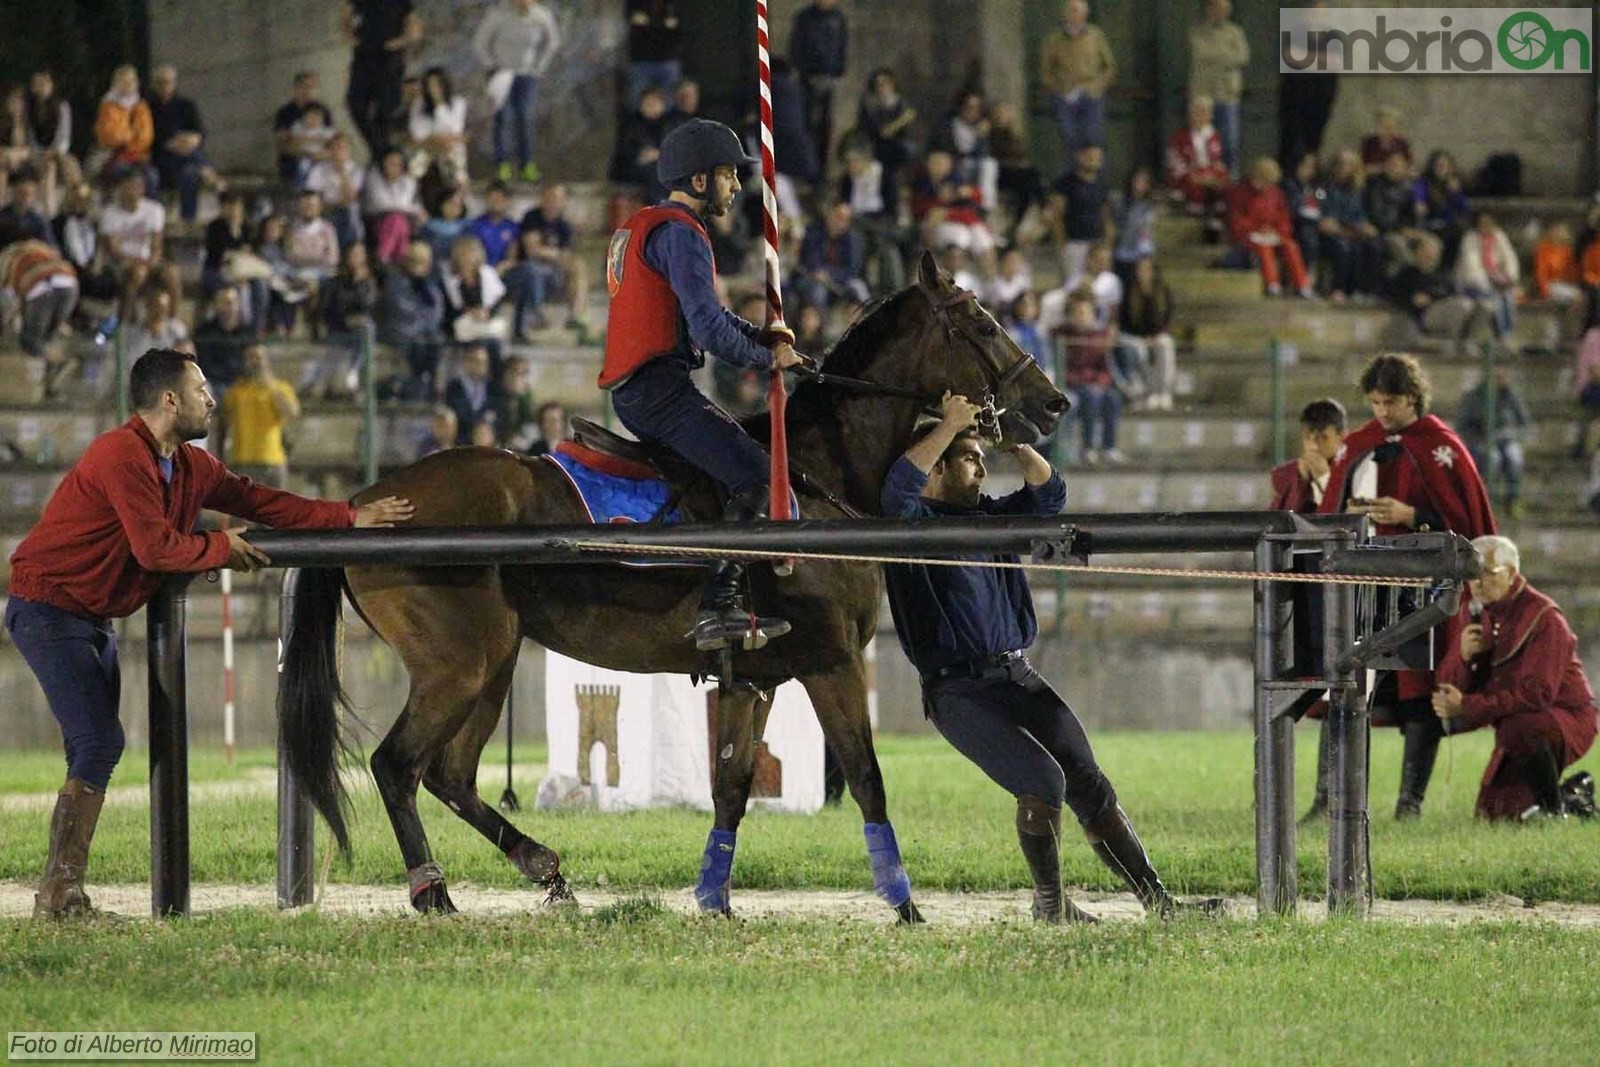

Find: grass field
<box><xmin>2</xmin><ymin>730</ymin><xmax>1597</xmax><ymax>904</ymax></box>
<box><xmin>6</xmin><ymin>732</ymin><xmax>1600</xmax><ymax>1065</ymax></box>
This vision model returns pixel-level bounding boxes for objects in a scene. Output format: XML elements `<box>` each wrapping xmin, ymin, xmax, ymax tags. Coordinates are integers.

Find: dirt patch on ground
<box><xmin>6</xmin><ymin>880</ymin><xmax>1600</xmax><ymax>927</ymax></box>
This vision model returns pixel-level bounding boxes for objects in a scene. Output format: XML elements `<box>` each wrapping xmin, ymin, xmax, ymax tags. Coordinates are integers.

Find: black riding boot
<box><xmin>1015</xmin><ymin>795</ymin><xmax>1096</xmax><ymax>924</ymax></box>
<box><xmin>1085</xmin><ymin>805</ymin><xmax>1219</xmax><ymax>918</ymax></box>
<box><xmin>1300</xmin><ymin>718</ymin><xmax>1331</xmax><ymax>826</ymax></box>
<box><xmin>1519</xmin><ymin>740</ymin><xmax>1565</xmax><ymax>819</ymax></box>
<box><xmin>1395</xmin><ymin>715</ymin><xmax>1444</xmax><ymax>820</ymax></box>
<box><xmin>690</xmin><ymin>490</ymin><xmax>792</xmax><ymax>652</ymax></box>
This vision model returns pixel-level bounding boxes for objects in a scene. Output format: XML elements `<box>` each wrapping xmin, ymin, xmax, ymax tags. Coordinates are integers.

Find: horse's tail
<box><xmin>279</xmin><ymin>566</ymin><xmax>355</xmax><ymax>856</ymax></box>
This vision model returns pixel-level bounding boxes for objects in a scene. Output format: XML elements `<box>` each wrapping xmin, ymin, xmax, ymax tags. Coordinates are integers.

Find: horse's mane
<box><xmin>743</xmin><ymin>285</ymin><xmax>923</xmax><ymax>439</ymax></box>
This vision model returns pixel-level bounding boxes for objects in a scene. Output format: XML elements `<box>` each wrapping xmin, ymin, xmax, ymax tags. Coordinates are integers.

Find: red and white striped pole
<box><xmin>755</xmin><ymin>0</ymin><xmax>793</xmax><ymax>531</ymax></box>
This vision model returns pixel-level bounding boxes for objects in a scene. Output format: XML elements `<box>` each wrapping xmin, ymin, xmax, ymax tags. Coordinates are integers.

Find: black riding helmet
<box><xmin>656</xmin><ymin>118</ymin><xmax>761</xmax><ymax>192</ymax></box>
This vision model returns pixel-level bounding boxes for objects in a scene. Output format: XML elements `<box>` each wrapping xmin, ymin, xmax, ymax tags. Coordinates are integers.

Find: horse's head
<box><xmin>906</xmin><ymin>251</ymin><xmax>1069</xmax><ymax>447</ymax></box>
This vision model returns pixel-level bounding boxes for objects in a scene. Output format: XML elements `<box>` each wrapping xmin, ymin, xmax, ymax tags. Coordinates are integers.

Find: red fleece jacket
<box><xmin>9</xmin><ymin>417</ymin><xmax>353</xmax><ymax>619</ymax></box>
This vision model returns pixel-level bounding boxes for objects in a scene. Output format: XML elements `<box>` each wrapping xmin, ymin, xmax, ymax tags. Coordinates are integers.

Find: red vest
<box><xmin>599</xmin><ymin>204</ymin><xmax>714</xmax><ymax>389</ymax></box>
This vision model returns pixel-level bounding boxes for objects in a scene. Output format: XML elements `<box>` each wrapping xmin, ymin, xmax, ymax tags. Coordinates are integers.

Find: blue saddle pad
<box><xmin>547</xmin><ymin>450</ymin><xmax>684</xmax><ymax>525</ymax></box>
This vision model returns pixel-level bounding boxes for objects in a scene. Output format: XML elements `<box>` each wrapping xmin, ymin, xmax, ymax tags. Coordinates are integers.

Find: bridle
<box><xmin>793</xmin><ymin>282</ymin><xmax>1039</xmax><ymax>438</ymax></box>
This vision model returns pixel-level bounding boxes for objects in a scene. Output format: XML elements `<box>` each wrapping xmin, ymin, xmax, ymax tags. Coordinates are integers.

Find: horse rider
<box><xmin>599</xmin><ymin>117</ymin><xmax>808</xmax><ymax>652</ymax></box>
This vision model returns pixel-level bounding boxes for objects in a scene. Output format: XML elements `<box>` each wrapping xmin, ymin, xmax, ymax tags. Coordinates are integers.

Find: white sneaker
<box><xmin>1083</xmin><ymin>449</ymin><xmax>1102</xmax><ymax>467</ymax></box>
<box><xmin>1102</xmin><ymin>448</ymin><xmax>1127</xmax><ymax>465</ymax></box>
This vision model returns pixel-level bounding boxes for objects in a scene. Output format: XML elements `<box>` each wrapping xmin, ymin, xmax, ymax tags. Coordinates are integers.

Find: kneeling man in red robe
<box><xmin>1433</xmin><ymin>535</ymin><xmax>1597</xmax><ymax>820</ymax></box>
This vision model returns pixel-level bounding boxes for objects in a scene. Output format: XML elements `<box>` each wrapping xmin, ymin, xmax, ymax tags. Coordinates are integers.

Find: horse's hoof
<box><xmin>542</xmin><ymin>874</ymin><xmax>578</xmax><ymax>908</ymax></box>
<box><xmin>894</xmin><ymin>899</ymin><xmax>927</xmax><ymax>925</ymax></box>
<box><xmin>411</xmin><ymin>882</ymin><xmax>458</xmax><ymax>915</ymax></box>
<box><xmin>508</xmin><ymin>839</ymin><xmax>562</xmax><ymax>884</ymax></box>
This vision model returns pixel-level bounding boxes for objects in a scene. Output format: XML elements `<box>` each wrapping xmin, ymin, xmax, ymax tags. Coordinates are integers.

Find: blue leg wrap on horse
<box><xmin>863</xmin><ymin>821</ymin><xmax>912</xmax><ymax>908</ymax></box>
<box><xmin>694</xmin><ymin>828</ymin><xmax>738</xmax><ymax>912</ymax></box>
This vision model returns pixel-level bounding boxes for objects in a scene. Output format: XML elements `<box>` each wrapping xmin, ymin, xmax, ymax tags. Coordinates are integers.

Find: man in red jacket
<box><xmin>1434</xmin><ymin>536</ymin><xmax>1597</xmax><ymax>821</ymax></box>
<box><xmin>7</xmin><ymin>348</ymin><xmax>412</xmax><ymax>919</ymax></box>
<box><xmin>1307</xmin><ymin>352</ymin><xmax>1497</xmax><ymax>821</ymax></box>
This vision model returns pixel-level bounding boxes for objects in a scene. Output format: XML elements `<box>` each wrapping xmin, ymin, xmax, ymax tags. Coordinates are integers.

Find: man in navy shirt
<box><xmin>883</xmin><ymin>393</ymin><xmax>1205</xmax><ymax>923</ymax></box>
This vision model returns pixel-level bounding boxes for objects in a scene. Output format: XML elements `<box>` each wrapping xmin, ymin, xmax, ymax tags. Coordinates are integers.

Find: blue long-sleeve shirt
<box><xmin>880</xmin><ymin>456</ymin><xmax>1067</xmax><ymax>675</ymax></box>
<box><xmin>642</xmin><ymin>203</ymin><xmax>772</xmax><ymax>371</ymax></box>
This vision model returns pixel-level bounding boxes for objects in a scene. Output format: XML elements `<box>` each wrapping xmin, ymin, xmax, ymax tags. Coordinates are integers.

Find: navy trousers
<box><xmin>924</xmin><ymin>659</ymin><xmax>1117</xmax><ymax>824</ymax></box>
<box><xmin>610</xmin><ymin>358</ymin><xmax>771</xmax><ymax>496</ymax></box>
<box><xmin>5</xmin><ymin>598</ymin><xmax>124</xmax><ymax>789</ymax></box>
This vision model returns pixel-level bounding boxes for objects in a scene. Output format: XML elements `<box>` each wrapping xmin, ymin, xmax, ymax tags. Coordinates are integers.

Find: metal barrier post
<box><xmin>1324</xmin><ymin>532</ymin><xmax>1370</xmax><ymax>916</ymax></box>
<box><xmin>1252</xmin><ymin>537</ymin><xmax>1296</xmax><ymax>916</ymax></box>
<box><xmin>148</xmin><ymin>576</ymin><xmax>192</xmax><ymax>918</ymax></box>
<box><xmin>362</xmin><ymin>324</ymin><xmax>379</xmax><ymax>486</ymax></box>
<box><xmin>276</xmin><ymin>568</ymin><xmax>316</xmax><ymax>908</ymax></box>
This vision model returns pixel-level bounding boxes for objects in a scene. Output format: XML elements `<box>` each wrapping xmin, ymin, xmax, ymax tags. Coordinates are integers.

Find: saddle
<box><xmin>568</xmin><ymin>417</ymin><xmax>721</xmax><ymax>520</ymax></box>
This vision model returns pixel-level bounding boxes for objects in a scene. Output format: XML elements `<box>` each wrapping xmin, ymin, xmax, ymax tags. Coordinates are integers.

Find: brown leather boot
<box><xmin>1085</xmin><ymin>804</ymin><xmax>1220</xmax><ymax>919</ymax></box>
<box><xmin>34</xmin><ymin>778</ymin><xmax>106</xmax><ymax>920</ymax></box>
<box><xmin>1015</xmin><ymin>795</ymin><xmax>1097</xmax><ymax>924</ymax></box>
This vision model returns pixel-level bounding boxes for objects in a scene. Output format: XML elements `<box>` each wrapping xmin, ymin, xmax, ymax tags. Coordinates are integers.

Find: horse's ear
<box><xmin>917</xmin><ymin>249</ymin><xmax>946</xmax><ymax>290</ymax></box>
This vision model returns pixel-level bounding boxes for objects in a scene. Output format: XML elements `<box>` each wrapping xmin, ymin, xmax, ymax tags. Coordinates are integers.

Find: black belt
<box><xmin>922</xmin><ymin>650</ymin><xmax>1026</xmax><ymax>686</ymax></box>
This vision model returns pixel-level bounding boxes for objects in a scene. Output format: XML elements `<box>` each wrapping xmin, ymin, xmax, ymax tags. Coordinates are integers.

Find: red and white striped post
<box><xmin>755</xmin><ymin>0</ymin><xmax>793</xmax><ymax>531</ymax></box>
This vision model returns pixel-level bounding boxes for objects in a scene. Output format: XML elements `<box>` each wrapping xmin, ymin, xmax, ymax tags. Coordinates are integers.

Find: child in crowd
<box><xmin>913</xmin><ymin>148</ymin><xmax>997</xmax><ymax>275</ymax></box>
<box><xmin>1053</xmin><ymin>291</ymin><xmax>1123</xmax><ymax>466</ymax></box>
<box><xmin>1117</xmin><ymin>255</ymin><xmax>1177</xmax><ymax>411</ymax></box>
<box><xmin>1005</xmin><ymin>290</ymin><xmax>1048</xmax><ymax>376</ymax></box>
<box><xmin>990</xmin><ymin>246</ymin><xmax>1032</xmax><ymax>310</ymax></box>
<box><xmin>1112</xmin><ymin>166</ymin><xmax>1160</xmax><ymax>283</ymax></box>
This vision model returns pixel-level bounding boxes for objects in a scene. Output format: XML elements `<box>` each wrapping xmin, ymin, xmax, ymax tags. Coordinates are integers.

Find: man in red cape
<box><xmin>1303</xmin><ymin>353</ymin><xmax>1497</xmax><ymax>821</ymax></box>
<box><xmin>1433</xmin><ymin>535</ymin><xmax>1597</xmax><ymax>820</ymax></box>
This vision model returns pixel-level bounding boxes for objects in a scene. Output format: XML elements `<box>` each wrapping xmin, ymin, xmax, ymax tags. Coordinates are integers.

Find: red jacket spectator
<box><xmin>1054</xmin><ymin>324</ymin><xmax>1112</xmax><ymax>388</ymax></box>
<box><xmin>1225</xmin><ymin>180</ymin><xmax>1295</xmax><ymax>248</ymax></box>
<box><xmin>1165</xmin><ymin>124</ymin><xmax>1227</xmax><ymax>208</ymax></box>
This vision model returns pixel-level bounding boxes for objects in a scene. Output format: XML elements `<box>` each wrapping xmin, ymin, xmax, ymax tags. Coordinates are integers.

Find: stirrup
<box><xmin>691</xmin><ymin>611</ymin><xmax>791</xmax><ymax>652</ymax></box>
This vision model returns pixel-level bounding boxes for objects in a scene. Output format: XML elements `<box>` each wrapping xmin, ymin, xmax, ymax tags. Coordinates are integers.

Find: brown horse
<box><xmin>279</xmin><ymin>253</ymin><xmax>1068</xmax><ymax>919</ymax></box>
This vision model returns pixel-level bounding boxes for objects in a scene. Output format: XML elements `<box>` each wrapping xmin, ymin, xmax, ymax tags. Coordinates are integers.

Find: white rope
<box><xmin>560</xmin><ymin>539</ymin><xmax>1435</xmax><ymax>588</ymax></box>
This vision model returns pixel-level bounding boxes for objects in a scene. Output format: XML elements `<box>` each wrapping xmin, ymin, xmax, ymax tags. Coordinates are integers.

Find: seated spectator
<box><xmin>508</xmin><ymin>182</ymin><xmax>591</xmax><ymax>337</ymax></box>
<box><xmin>442</xmin><ymin>235</ymin><xmax>508</xmax><ymax>355</ymax></box>
<box><xmin>912</xmin><ymin>148</ymin><xmax>997</xmax><ymax>275</ymax></box>
<box><xmin>420</xmin><ymin>185</ymin><xmax>473</xmax><ymax>269</ymax></box>
<box><xmin>1053</xmin><ymin>291</ymin><xmax>1122</xmax><ymax>465</ymax></box>
<box><xmin>469</xmin><ymin>180</ymin><xmax>520</xmax><ymax>271</ymax></box>
<box><xmin>131</xmin><ymin>287</ymin><xmax>189</xmax><ymax>353</ymax></box>
<box><xmin>444</xmin><ymin>344</ymin><xmax>495</xmax><ymax>444</ymax></box>
<box><xmin>98</xmin><ymin>168</ymin><xmax>180</xmax><ymax>324</ymax></box>
<box><xmin>0</xmin><ymin>238</ymin><xmax>77</xmax><ymax>358</ymax></box>
<box><xmin>1455</xmin><ymin>210</ymin><xmax>1519</xmax><ymax>340</ymax></box>
<box><xmin>285</xmin><ymin>190</ymin><xmax>341</xmax><ymax>334</ymax></box>
<box><xmin>492</xmin><ymin>354</ymin><xmax>540</xmax><ymax>452</ymax></box>
<box><xmin>837</xmin><ymin>143</ymin><xmax>905</xmax><ymax>293</ymax></box>
<box><xmin>146</xmin><ymin>65</ymin><xmax>225</xmax><ymax>223</ymax></box>
<box><xmin>1270</xmin><ymin>398</ymin><xmax>1347</xmax><ymax>512</ymax></box>
<box><xmin>380</xmin><ymin>240</ymin><xmax>449</xmax><ymax>399</ymax></box>
<box><xmin>989</xmin><ymin>102</ymin><xmax>1043</xmax><ymax>242</ymax></box>
<box><xmin>1533</xmin><ymin>221</ymin><xmax>1589</xmax><ymax>344</ymax></box>
<box><xmin>990</xmin><ymin>247</ymin><xmax>1033</xmax><ymax>310</ymax></box>
<box><xmin>363</xmin><ymin>147</ymin><xmax>422</xmax><ymax>265</ymax></box>
<box><xmin>1117</xmin><ymin>255</ymin><xmax>1177</xmax><ymax>411</ymax></box>
<box><xmin>305</xmin><ymin>132</ymin><xmax>365</xmax><ymax>251</ymax></box>
<box><xmin>1225</xmin><ymin>156</ymin><xmax>1311</xmax><ymax>298</ymax></box>
<box><xmin>611</xmin><ymin>86</ymin><xmax>670</xmax><ymax>199</ymax></box>
<box><xmin>1112</xmin><ymin>167</ymin><xmax>1159</xmax><ymax>283</ymax></box>
<box><xmin>25</xmin><ymin>70</ymin><xmax>82</xmax><ymax>193</ymax></box>
<box><xmin>794</xmin><ymin>201</ymin><xmax>870</xmax><ymax>309</ymax></box>
<box><xmin>1433</xmin><ymin>535</ymin><xmax>1597</xmax><ymax>820</ymax></box>
<box><xmin>308</xmin><ymin>241</ymin><xmax>380</xmax><ymax>398</ymax></box>
<box><xmin>943</xmin><ymin>245</ymin><xmax>983</xmax><ymax>297</ymax></box>
<box><xmin>419</xmin><ymin>405</ymin><xmax>459</xmax><ymax>458</ymax></box>
<box><xmin>1318</xmin><ymin>149</ymin><xmax>1384</xmax><ymax>301</ymax></box>
<box><xmin>1005</xmin><ymin>291</ymin><xmax>1048</xmax><ymax>374</ymax></box>
<box><xmin>91</xmin><ymin>66</ymin><xmax>155</xmax><ymax>189</ymax></box>
<box><xmin>1364</xmin><ymin>149</ymin><xmax>1432</xmax><ymax>271</ymax></box>
<box><xmin>1164</xmin><ymin>95</ymin><xmax>1228</xmax><ymax>222</ymax></box>
<box><xmin>222</xmin><ymin>342</ymin><xmax>301</xmax><ymax>489</ymax></box>
<box><xmin>1414</xmin><ymin>149</ymin><xmax>1470</xmax><ymax>267</ymax></box>
<box><xmin>200</xmin><ymin>190</ymin><xmax>270</xmax><ymax>330</ymax></box>
<box><xmin>1387</xmin><ymin>235</ymin><xmax>1493</xmax><ymax>354</ymax></box>
<box><xmin>468</xmin><ymin>413</ymin><xmax>499</xmax><ymax>448</ymax></box>
<box><xmin>709</xmin><ymin>205</ymin><xmax>754</xmax><ymax>281</ymax></box>
<box><xmin>1573</xmin><ymin>328</ymin><xmax>1600</xmax><ymax>458</ymax></box>
<box><xmin>193</xmin><ymin>286</ymin><xmax>253</xmax><ymax>394</ymax></box>
<box><xmin>528</xmin><ymin>400</ymin><xmax>569</xmax><ymax>454</ymax></box>
<box><xmin>0</xmin><ymin>167</ymin><xmax>53</xmax><ymax>250</ymax></box>
<box><xmin>711</xmin><ymin>292</ymin><xmax>772</xmax><ymax>416</ymax></box>
<box><xmin>273</xmin><ymin>71</ymin><xmax>335</xmax><ymax>187</ymax></box>
<box><xmin>1359</xmin><ymin>105</ymin><xmax>1412</xmax><ymax>170</ymax></box>
<box><xmin>664</xmin><ymin>77</ymin><xmax>701</xmax><ymax>136</ymax></box>
<box><xmin>255</xmin><ymin>213</ymin><xmax>311</xmax><ymax>335</ymax></box>
<box><xmin>1284</xmin><ymin>151</ymin><xmax>1326</xmax><ymax>284</ymax></box>
<box><xmin>408</xmin><ymin>66</ymin><xmax>469</xmax><ymax>195</ymax></box>
<box><xmin>0</xmin><ymin>88</ymin><xmax>36</xmax><ymax>201</ymax></box>
<box><xmin>51</xmin><ymin>180</ymin><xmax>117</xmax><ymax>303</ymax></box>
<box><xmin>857</xmin><ymin>69</ymin><xmax>917</xmax><ymax>216</ymax></box>
<box><xmin>1456</xmin><ymin>367</ymin><xmax>1531</xmax><ymax>517</ymax></box>
<box><xmin>1071</xmin><ymin>242</ymin><xmax>1122</xmax><ymax>332</ymax></box>
<box><xmin>1049</xmin><ymin>144</ymin><xmax>1109</xmax><ymax>284</ymax></box>
<box><xmin>936</xmin><ymin>91</ymin><xmax>998</xmax><ymax>212</ymax></box>
<box><xmin>794</xmin><ymin>302</ymin><xmax>829</xmax><ymax>353</ymax></box>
